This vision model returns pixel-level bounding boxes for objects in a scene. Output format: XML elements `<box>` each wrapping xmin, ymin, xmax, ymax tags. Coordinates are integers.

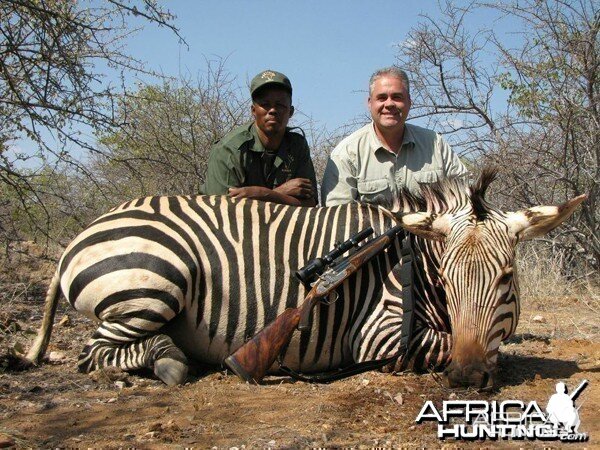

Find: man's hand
<box><xmin>228</xmin><ymin>186</ymin><xmax>270</xmax><ymax>200</ymax></box>
<box><xmin>274</xmin><ymin>178</ymin><xmax>315</xmax><ymax>200</ymax></box>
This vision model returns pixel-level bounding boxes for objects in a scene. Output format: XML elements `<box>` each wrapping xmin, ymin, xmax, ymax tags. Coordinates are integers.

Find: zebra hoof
<box><xmin>154</xmin><ymin>358</ymin><xmax>189</xmax><ymax>386</ymax></box>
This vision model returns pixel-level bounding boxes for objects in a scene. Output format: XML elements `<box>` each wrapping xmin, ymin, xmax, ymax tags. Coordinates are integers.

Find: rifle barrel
<box><xmin>569</xmin><ymin>379</ymin><xmax>588</xmax><ymax>401</ymax></box>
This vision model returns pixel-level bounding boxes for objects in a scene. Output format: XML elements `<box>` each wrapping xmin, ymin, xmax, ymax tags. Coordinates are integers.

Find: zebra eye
<box><xmin>498</xmin><ymin>267</ymin><xmax>514</xmax><ymax>283</ymax></box>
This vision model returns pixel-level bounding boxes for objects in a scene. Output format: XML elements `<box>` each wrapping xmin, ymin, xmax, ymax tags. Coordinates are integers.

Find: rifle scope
<box><xmin>295</xmin><ymin>227</ymin><xmax>374</xmax><ymax>286</ymax></box>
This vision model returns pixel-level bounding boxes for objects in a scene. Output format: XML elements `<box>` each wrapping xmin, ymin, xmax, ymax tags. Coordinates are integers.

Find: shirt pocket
<box><xmin>357</xmin><ymin>178</ymin><xmax>393</xmax><ymax>206</ymax></box>
<box><xmin>413</xmin><ymin>169</ymin><xmax>443</xmax><ymax>185</ymax></box>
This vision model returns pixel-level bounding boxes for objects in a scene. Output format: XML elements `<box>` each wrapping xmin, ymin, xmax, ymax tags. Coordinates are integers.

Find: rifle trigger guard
<box><xmin>320</xmin><ymin>291</ymin><xmax>339</xmax><ymax>306</ymax></box>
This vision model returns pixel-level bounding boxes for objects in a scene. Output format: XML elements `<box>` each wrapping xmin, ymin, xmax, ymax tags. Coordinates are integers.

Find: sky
<box><xmin>123</xmin><ymin>1</ymin><xmax>458</xmax><ymax>131</ymax></box>
<box><xmin>12</xmin><ymin>1</ymin><xmax>514</xmax><ymax>163</ymax></box>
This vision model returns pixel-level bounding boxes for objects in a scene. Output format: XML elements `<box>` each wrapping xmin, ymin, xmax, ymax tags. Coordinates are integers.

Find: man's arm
<box><xmin>320</xmin><ymin>149</ymin><xmax>358</xmax><ymax>206</ymax></box>
<box><xmin>203</xmin><ymin>143</ymin><xmax>244</xmax><ymax>195</ymax></box>
<box><xmin>241</xmin><ymin>136</ymin><xmax>317</xmax><ymax>206</ymax></box>
<box><xmin>274</xmin><ymin>177</ymin><xmax>317</xmax><ymax>206</ymax></box>
<box><xmin>439</xmin><ymin>136</ymin><xmax>468</xmax><ymax>179</ymax></box>
<box><xmin>229</xmin><ymin>185</ymin><xmax>315</xmax><ymax>206</ymax></box>
<box><xmin>207</xmin><ymin>133</ymin><xmax>318</xmax><ymax>206</ymax></box>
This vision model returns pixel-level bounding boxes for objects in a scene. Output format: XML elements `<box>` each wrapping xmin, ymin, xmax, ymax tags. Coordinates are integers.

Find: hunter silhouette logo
<box><xmin>546</xmin><ymin>380</ymin><xmax>587</xmax><ymax>434</ymax></box>
<box><xmin>415</xmin><ymin>379</ymin><xmax>589</xmax><ymax>441</ymax></box>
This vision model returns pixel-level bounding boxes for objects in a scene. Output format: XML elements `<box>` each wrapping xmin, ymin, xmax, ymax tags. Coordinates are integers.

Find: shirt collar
<box><xmin>370</xmin><ymin>121</ymin><xmax>416</xmax><ymax>155</ymax></box>
<box><xmin>250</xmin><ymin>123</ymin><xmax>290</xmax><ymax>156</ymax></box>
<box><xmin>249</xmin><ymin>123</ymin><xmax>290</xmax><ymax>169</ymax></box>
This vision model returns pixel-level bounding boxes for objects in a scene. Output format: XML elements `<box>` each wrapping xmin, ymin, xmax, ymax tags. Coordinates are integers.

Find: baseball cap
<box><xmin>250</xmin><ymin>70</ymin><xmax>292</xmax><ymax>98</ymax></box>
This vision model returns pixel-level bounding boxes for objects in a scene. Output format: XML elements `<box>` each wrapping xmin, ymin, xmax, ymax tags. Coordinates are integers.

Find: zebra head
<box><xmin>394</xmin><ymin>168</ymin><xmax>586</xmax><ymax>389</ymax></box>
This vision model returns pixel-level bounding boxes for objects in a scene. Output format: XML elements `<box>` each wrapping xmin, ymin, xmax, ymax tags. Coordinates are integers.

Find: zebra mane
<box><xmin>469</xmin><ymin>167</ymin><xmax>498</xmax><ymax>221</ymax></box>
<box><xmin>391</xmin><ymin>167</ymin><xmax>499</xmax><ymax>219</ymax></box>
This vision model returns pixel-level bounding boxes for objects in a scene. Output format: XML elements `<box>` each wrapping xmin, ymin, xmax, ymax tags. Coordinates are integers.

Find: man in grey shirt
<box><xmin>321</xmin><ymin>67</ymin><xmax>467</xmax><ymax>207</ymax></box>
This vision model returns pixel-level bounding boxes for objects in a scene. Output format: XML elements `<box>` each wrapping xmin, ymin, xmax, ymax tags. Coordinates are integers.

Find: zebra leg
<box><xmin>78</xmin><ymin>322</ymin><xmax>189</xmax><ymax>386</ymax></box>
<box><xmin>390</xmin><ymin>327</ymin><xmax>452</xmax><ymax>373</ymax></box>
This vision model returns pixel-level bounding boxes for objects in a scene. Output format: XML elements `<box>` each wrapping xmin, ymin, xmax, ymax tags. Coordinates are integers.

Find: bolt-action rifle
<box><xmin>224</xmin><ymin>225</ymin><xmax>403</xmax><ymax>384</ymax></box>
<box><xmin>570</xmin><ymin>379</ymin><xmax>588</xmax><ymax>401</ymax></box>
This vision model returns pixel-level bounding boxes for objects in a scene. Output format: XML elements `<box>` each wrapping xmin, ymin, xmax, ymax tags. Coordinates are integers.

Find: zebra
<box><xmin>25</xmin><ymin>169</ymin><xmax>585</xmax><ymax>388</ymax></box>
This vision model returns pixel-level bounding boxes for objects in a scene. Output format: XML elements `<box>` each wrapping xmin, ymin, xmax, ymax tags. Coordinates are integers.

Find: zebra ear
<box><xmin>506</xmin><ymin>194</ymin><xmax>586</xmax><ymax>241</ymax></box>
<box><xmin>398</xmin><ymin>212</ymin><xmax>450</xmax><ymax>241</ymax></box>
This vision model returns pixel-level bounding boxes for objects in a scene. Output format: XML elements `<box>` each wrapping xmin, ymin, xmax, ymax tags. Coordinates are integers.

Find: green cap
<box><xmin>250</xmin><ymin>70</ymin><xmax>292</xmax><ymax>98</ymax></box>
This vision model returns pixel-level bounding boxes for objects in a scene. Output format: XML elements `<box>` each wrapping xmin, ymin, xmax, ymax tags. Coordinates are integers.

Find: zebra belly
<box><xmin>165</xmin><ymin>300</ymin><xmax>354</xmax><ymax>372</ymax></box>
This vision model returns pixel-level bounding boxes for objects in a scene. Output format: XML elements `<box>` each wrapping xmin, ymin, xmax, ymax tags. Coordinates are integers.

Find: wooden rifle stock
<box><xmin>224</xmin><ymin>291</ymin><xmax>321</xmax><ymax>383</ymax></box>
<box><xmin>224</xmin><ymin>225</ymin><xmax>403</xmax><ymax>383</ymax></box>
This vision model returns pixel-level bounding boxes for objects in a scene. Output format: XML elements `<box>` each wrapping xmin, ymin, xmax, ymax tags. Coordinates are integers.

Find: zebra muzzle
<box><xmin>443</xmin><ymin>360</ymin><xmax>495</xmax><ymax>390</ymax></box>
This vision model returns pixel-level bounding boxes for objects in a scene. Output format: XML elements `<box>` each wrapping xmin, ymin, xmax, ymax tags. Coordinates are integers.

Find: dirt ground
<box><xmin>0</xmin><ymin>253</ymin><xmax>598</xmax><ymax>448</ymax></box>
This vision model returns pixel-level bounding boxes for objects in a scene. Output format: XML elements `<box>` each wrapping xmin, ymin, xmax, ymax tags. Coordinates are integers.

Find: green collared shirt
<box><xmin>203</xmin><ymin>122</ymin><xmax>317</xmax><ymax>197</ymax></box>
<box><xmin>321</xmin><ymin>122</ymin><xmax>468</xmax><ymax>207</ymax></box>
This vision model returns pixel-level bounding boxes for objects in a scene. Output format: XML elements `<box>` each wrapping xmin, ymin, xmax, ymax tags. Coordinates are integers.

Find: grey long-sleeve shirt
<box><xmin>321</xmin><ymin>122</ymin><xmax>468</xmax><ymax>207</ymax></box>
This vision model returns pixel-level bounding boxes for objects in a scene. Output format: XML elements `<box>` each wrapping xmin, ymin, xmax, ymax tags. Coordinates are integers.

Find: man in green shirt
<box><xmin>203</xmin><ymin>70</ymin><xmax>317</xmax><ymax>206</ymax></box>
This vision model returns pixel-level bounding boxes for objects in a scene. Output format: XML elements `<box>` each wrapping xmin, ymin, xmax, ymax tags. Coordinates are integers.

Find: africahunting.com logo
<box><xmin>416</xmin><ymin>380</ymin><xmax>589</xmax><ymax>442</ymax></box>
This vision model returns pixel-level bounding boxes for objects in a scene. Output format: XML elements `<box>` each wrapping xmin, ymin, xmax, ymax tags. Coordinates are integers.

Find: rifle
<box><xmin>224</xmin><ymin>225</ymin><xmax>403</xmax><ymax>384</ymax></box>
<box><xmin>295</xmin><ymin>227</ymin><xmax>374</xmax><ymax>286</ymax></box>
<box><xmin>569</xmin><ymin>379</ymin><xmax>588</xmax><ymax>401</ymax></box>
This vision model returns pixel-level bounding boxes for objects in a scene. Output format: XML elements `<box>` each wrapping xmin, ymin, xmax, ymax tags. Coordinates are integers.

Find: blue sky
<box><xmin>12</xmin><ymin>1</ymin><xmax>514</xmax><ymax>163</ymax></box>
<box><xmin>124</xmin><ymin>1</ymin><xmax>452</xmax><ymax>131</ymax></box>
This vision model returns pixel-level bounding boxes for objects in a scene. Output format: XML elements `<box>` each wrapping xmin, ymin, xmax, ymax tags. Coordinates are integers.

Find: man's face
<box><xmin>368</xmin><ymin>75</ymin><xmax>411</xmax><ymax>132</ymax></box>
<box><xmin>251</xmin><ymin>87</ymin><xmax>294</xmax><ymax>136</ymax></box>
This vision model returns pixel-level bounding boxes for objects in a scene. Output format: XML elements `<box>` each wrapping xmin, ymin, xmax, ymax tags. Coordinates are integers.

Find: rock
<box><xmin>114</xmin><ymin>381</ymin><xmax>127</xmax><ymax>389</ymax></box>
<box><xmin>532</xmin><ymin>315</ymin><xmax>546</xmax><ymax>323</ymax></box>
<box><xmin>48</xmin><ymin>351</ymin><xmax>67</xmax><ymax>363</ymax></box>
<box><xmin>361</xmin><ymin>378</ymin><xmax>370</xmax><ymax>386</ymax></box>
<box><xmin>394</xmin><ymin>393</ymin><xmax>404</xmax><ymax>405</ymax></box>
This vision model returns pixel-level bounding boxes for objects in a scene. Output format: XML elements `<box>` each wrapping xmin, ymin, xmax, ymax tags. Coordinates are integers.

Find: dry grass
<box><xmin>0</xmin><ymin>242</ymin><xmax>57</xmax><ymax>358</ymax></box>
<box><xmin>516</xmin><ymin>242</ymin><xmax>599</xmax><ymax>341</ymax></box>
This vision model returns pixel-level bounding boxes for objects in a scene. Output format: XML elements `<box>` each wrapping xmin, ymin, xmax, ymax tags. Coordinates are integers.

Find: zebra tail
<box><xmin>25</xmin><ymin>270</ymin><xmax>61</xmax><ymax>364</ymax></box>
